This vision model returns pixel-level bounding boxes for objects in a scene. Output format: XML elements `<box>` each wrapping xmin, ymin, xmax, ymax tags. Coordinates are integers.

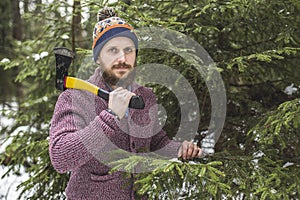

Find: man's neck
<box><xmin>109</xmin><ymin>84</ymin><xmax>117</xmax><ymax>90</ymax></box>
<box><xmin>105</xmin><ymin>82</ymin><xmax>132</xmax><ymax>92</ymax></box>
<box><xmin>106</xmin><ymin>82</ymin><xmax>132</xmax><ymax>91</ymax></box>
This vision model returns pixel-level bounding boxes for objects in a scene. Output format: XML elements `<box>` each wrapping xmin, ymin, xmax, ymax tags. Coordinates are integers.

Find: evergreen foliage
<box><xmin>0</xmin><ymin>0</ymin><xmax>299</xmax><ymax>199</ymax></box>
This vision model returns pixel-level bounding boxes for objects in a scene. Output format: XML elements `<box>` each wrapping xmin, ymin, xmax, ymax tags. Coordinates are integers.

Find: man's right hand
<box><xmin>108</xmin><ymin>87</ymin><xmax>135</xmax><ymax>119</ymax></box>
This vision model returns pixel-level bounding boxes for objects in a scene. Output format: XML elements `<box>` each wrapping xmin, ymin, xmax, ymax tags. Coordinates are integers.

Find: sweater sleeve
<box><xmin>49</xmin><ymin>90</ymin><xmax>120</xmax><ymax>173</ymax></box>
<box><xmin>150</xmin><ymin>128</ymin><xmax>181</xmax><ymax>158</ymax></box>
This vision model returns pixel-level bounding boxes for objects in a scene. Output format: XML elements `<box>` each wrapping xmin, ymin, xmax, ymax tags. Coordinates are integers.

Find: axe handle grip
<box><xmin>64</xmin><ymin>76</ymin><xmax>145</xmax><ymax>109</ymax></box>
<box><xmin>65</xmin><ymin>76</ymin><xmax>99</xmax><ymax>96</ymax></box>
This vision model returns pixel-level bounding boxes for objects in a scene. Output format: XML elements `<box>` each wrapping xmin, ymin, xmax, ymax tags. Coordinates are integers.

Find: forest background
<box><xmin>0</xmin><ymin>0</ymin><xmax>299</xmax><ymax>199</ymax></box>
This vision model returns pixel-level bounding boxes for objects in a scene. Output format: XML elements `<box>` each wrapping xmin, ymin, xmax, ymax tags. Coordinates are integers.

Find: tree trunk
<box><xmin>11</xmin><ymin>0</ymin><xmax>23</xmax><ymax>104</ymax></box>
<box><xmin>11</xmin><ymin>0</ymin><xmax>23</xmax><ymax>41</ymax></box>
<box><xmin>72</xmin><ymin>0</ymin><xmax>82</xmax><ymax>51</ymax></box>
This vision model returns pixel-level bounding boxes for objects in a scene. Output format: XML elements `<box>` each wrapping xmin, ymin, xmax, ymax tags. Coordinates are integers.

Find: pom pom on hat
<box><xmin>92</xmin><ymin>7</ymin><xmax>138</xmax><ymax>62</ymax></box>
<box><xmin>97</xmin><ymin>7</ymin><xmax>117</xmax><ymax>21</ymax></box>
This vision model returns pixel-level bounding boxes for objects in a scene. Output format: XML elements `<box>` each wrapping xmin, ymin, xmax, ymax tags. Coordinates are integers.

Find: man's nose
<box><xmin>117</xmin><ymin>51</ymin><xmax>126</xmax><ymax>63</ymax></box>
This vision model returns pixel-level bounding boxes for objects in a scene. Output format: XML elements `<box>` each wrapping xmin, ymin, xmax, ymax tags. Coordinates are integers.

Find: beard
<box><xmin>101</xmin><ymin>62</ymin><xmax>136</xmax><ymax>88</ymax></box>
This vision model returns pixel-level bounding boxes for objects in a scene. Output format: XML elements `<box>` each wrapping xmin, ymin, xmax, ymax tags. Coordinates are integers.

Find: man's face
<box><xmin>96</xmin><ymin>36</ymin><xmax>136</xmax><ymax>87</ymax></box>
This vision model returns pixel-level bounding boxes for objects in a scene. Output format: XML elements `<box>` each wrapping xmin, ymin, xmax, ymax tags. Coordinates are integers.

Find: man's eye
<box><xmin>109</xmin><ymin>48</ymin><xmax>119</xmax><ymax>53</ymax></box>
<box><xmin>124</xmin><ymin>47</ymin><xmax>133</xmax><ymax>54</ymax></box>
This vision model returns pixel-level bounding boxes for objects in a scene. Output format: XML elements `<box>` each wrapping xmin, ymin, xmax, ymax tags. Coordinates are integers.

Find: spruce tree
<box><xmin>0</xmin><ymin>0</ymin><xmax>299</xmax><ymax>199</ymax></box>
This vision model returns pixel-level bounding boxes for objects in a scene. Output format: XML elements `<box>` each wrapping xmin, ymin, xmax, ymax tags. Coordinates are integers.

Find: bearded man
<box><xmin>49</xmin><ymin>7</ymin><xmax>202</xmax><ymax>200</ymax></box>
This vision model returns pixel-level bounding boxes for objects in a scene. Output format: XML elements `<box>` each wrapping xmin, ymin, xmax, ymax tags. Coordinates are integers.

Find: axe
<box><xmin>54</xmin><ymin>47</ymin><xmax>145</xmax><ymax>109</ymax></box>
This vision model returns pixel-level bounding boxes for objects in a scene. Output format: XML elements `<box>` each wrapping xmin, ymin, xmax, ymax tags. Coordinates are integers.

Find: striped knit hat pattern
<box><xmin>92</xmin><ymin>7</ymin><xmax>138</xmax><ymax>62</ymax></box>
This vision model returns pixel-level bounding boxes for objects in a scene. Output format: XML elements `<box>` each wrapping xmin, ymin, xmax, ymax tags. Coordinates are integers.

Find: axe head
<box><xmin>54</xmin><ymin>47</ymin><xmax>75</xmax><ymax>91</ymax></box>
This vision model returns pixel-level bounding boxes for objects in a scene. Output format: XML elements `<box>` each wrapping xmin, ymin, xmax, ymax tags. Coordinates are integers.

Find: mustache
<box><xmin>112</xmin><ymin>62</ymin><xmax>132</xmax><ymax>69</ymax></box>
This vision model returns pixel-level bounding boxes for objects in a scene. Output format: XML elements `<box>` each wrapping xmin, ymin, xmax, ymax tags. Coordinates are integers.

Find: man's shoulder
<box><xmin>56</xmin><ymin>87</ymin><xmax>95</xmax><ymax>106</ymax></box>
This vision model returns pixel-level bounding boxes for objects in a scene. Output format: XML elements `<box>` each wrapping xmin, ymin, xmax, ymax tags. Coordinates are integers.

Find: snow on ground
<box><xmin>0</xmin><ymin>166</ymin><xmax>29</xmax><ymax>200</ymax></box>
<box><xmin>0</xmin><ymin>103</ymin><xmax>29</xmax><ymax>200</ymax></box>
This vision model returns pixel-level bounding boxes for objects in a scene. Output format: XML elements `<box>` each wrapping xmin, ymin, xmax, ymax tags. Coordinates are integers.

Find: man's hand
<box><xmin>177</xmin><ymin>140</ymin><xmax>202</xmax><ymax>160</ymax></box>
<box><xmin>108</xmin><ymin>87</ymin><xmax>135</xmax><ymax>119</ymax></box>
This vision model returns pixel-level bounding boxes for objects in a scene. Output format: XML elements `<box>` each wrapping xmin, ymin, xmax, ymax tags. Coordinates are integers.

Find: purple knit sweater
<box><xmin>49</xmin><ymin>68</ymin><xmax>180</xmax><ymax>199</ymax></box>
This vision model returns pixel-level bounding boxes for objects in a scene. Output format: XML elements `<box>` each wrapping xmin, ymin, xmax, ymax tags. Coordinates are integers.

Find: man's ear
<box><xmin>96</xmin><ymin>59</ymin><xmax>101</xmax><ymax>65</ymax></box>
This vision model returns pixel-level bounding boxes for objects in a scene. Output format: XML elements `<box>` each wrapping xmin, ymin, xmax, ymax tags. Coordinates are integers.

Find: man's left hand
<box><xmin>177</xmin><ymin>140</ymin><xmax>202</xmax><ymax>160</ymax></box>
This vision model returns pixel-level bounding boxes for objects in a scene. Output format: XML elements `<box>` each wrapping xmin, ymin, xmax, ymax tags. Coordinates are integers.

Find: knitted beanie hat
<box><xmin>92</xmin><ymin>7</ymin><xmax>138</xmax><ymax>62</ymax></box>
